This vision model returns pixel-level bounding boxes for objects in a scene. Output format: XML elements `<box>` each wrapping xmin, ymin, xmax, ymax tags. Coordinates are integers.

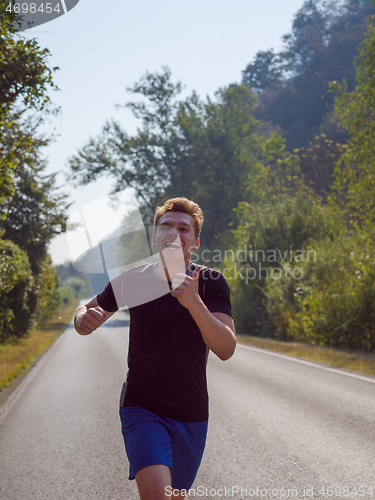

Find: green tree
<box><xmin>1</xmin><ymin>153</ymin><xmax>69</xmax><ymax>274</ymax></box>
<box><xmin>169</xmin><ymin>83</ymin><xmax>262</xmax><ymax>252</ymax></box>
<box><xmin>329</xmin><ymin>13</ymin><xmax>375</xmax><ymax>232</ymax></box>
<box><xmin>296</xmin><ymin>134</ymin><xmax>347</xmax><ymax>200</ymax></box>
<box><xmin>0</xmin><ymin>135</ymin><xmax>70</xmax><ymax>337</ymax></box>
<box><xmin>69</xmin><ymin>68</ymin><xmax>263</xmax><ymax>255</ymax></box>
<box><xmin>55</xmin><ymin>260</ymin><xmax>93</xmax><ymax>296</ymax></box>
<box><xmin>0</xmin><ymin>3</ymin><xmax>58</xmax><ymax>206</ymax></box>
<box><xmin>69</xmin><ymin>67</ymin><xmax>181</xmax><ymax>214</ymax></box>
<box><xmin>245</xmin><ymin>0</ymin><xmax>375</xmax><ymax>149</ymax></box>
<box><xmin>229</xmin><ymin>189</ymin><xmax>329</xmax><ymax>336</ymax></box>
<box><xmin>242</xmin><ymin>50</ymin><xmax>285</xmax><ymax>92</ymax></box>
<box><xmin>282</xmin><ymin>0</ymin><xmax>338</xmax><ymax>76</ymax></box>
<box><xmin>0</xmin><ymin>239</ymin><xmax>33</xmax><ymax>340</ymax></box>
<box><xmin>265</xmin><ymin>231</ymin><xmax>375</xmax><ymax>351</ymax></box>
<box><xmin>247</xmin><ymin>133</ymin><xmax>300</xmax><ymax>202</ymax></box>
<box><xmin>0</xmin><ymin>5</ymin><xmax>67</xmax><ymax>340</ymax></box>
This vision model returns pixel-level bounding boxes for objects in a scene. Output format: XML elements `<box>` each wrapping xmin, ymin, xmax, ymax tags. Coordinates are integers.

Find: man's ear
<box><xmin>193</xmin><ymin>238</ymin><xmax>200</xmax><ymax>251</ymax></box>
<box><xmin>152</xmin><ymin>234</ymin><xmax>156</xmax><ymax>247</ymax></box>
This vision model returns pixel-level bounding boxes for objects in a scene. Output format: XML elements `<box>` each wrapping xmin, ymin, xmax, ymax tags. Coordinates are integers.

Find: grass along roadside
<box><xmin>0</xmin><ymin>299</ymin><xmax>79</xmax><ymax>400</ymax></box>
<box><xmin>236</xmin><ymin>335</ymin><xmax>375</xmax><ymax>377</ymax></box>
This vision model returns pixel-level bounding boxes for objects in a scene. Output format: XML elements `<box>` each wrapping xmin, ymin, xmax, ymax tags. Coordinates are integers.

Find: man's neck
<box><xmin>157</xmin><ymin>256</ymin><xmax>189</xmax><ymax>282</ymax></box>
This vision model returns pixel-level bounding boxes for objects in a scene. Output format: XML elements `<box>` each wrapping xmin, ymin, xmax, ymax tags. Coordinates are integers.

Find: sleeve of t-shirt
<box><xmin>96</xmin><ymin>282</ymin><xmax>119</xmax><ymax>312</ymax></box>
<box><xmin>200</xmin><ymin>268</ymin><xmax>232</xmax><ymax>317</ymax></box>
<box><xmin>96</xmin><ymin>270</ymin><xmax>129</xmax><ymax>312</ymax></box>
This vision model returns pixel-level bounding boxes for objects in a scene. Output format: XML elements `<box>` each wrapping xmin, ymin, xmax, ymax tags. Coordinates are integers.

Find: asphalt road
<box><xmin>1</xmin><ymin>311</ymin><xmax>374</xmax><ymax>500</ymax></box>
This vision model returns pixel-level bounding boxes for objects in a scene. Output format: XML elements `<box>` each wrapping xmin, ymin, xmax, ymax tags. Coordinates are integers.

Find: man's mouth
<box><xmin>164</xmin><ymin>242</ymin><xmax>182</xmax><ymax>249</ymax></box>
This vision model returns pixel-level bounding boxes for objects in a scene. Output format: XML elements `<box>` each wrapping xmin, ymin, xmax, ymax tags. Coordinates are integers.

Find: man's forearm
<box><xmin>188</xmin><ymin>300</ymin><xmax>236</xmax><ymax>361</ymax></box>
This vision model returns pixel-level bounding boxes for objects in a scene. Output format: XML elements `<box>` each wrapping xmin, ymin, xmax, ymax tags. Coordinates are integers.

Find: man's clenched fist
<box><xmin>74</xmin><ymin>305</ymin><xmax>107</xmax><ymax>335</ymax></box>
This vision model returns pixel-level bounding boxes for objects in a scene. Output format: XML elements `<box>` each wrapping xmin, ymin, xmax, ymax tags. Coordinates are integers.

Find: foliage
<box><xmin>296</xmin><ymin>133</ymin><xmax>348</xmax><ymax>200</ymax></box>
<box><xmin>0</xmin><ymin>7</ymin><xmax>67</xmax><ymax>342</ymax></box>
<box><xmin>282</xmin><ymin>0</ymin><xmax>342</xmax><ymax>76</ymax></box>
<box><xmin>0</xmin><ymin>243</ymin><xmax>63</xmax><ymax>340</ymax></box>
<box><xmin>55</xmin><ymin>261</ymin><xmax>92</xmax><ymax>294</ymax></box>
<box><xmin>0</xmin><ymin>239</ymin><xmax>33</xmax><ymax>341</ymax></box>
<box><xmin>329</xmin><ymin>15</ymin><xmax>375</xmax><ymax>232</ymax></box>
<box><xmin>234</xmin><ymin>3</ymin><xmax>375</xmax><ymax>352</ymax></box>
<box><xmin>242</xmin><ymin>50</ymin><xmax>285</xmax><ymax>92</ymax></box>
<box><xmin>243</xmin><ymin>0</ymin><xmax>375</xmax><ymax>149</ymax></box>
<box><xmin>33</xmin><ymin>255</ymin><xmax>61</xmax><ymax>325</ymax></box>
<box><xmin>171</xmin><ymin>83</ymin><xmax>261</xmax><ymax>252</ymax></box>
<box><xmin>68</xmin><ymin>68</ymin><xmax>262</xmax><ymax>254</ymax></box>
<box><xmin>0</xmin><ymin>2</ymin><xmax>58</xmax><ymax>206</ymax></box>
<box><xmin>0</xmin><ymin>123</ymin><xmax>69</xmax><ymax>340</ymax></box>
<box><xmin>0</xmin><ymin>5</ymin><xmax>58</xmax><ymax>117</ymax></box>
<box><xmin>58</xmin><ymin>277</ymin><xmax>89</xmax><ymax>307</ymax></box>
<box><xmin>64</xmin><ymin>277</ymin><xmax>88</xmax><ymax>299</ymax></box>
<box><xmin>247</xmin><ymin>133</ymin><xmax>300</xmax><ymax>202</ymax></box>
<box><xmin>68</xmin><ymin>67</ymin><xmax>181</xmax><ymax>214</ymax></box>
<box><xmin>265</xmin><ymin>231</ymin><xmax>375</xmax><ymax>351</ymax></box>
<box><xmin>0</xmin><ymin>139</ymin><xmax>69</xmax><ymax>274</ymax></box>
<box><xmin>55</xmin><ymin>261</ymin><xmax>93</xmax><ymax>307</ymax></box>
<box><xmin>227</xmin><ymin>190</ymin><xmax>331</xmax><ymax>336</ymax></box>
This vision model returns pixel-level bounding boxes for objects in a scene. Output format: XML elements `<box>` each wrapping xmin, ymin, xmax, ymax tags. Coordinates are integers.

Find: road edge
<box><xmin>0</xmin><ymin>325</ymin><xmax>70</xmax><ymax>423</ymax></box>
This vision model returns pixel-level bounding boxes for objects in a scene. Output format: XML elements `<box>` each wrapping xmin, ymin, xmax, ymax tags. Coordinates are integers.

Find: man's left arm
<box><xmin>171</xmin><ymin>268</ymin><xmax>236</xmax><ymax>360</ymax></box>
<box><xmin>189</xmin><ymin>305</ymin><xmax>236</xmax><ymax>361</ymax></box>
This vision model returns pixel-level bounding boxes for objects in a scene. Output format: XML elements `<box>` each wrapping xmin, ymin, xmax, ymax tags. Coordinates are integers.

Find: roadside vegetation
<box><xmin>236</xmin><ymin>335</ymin><xmax>375</xmax><ymax>377</ymax></box>
<box><xmin>0</xmin><ymin>262</ymin><xmax>91</xmax><ymax>397</ymax></box>
<box><xmin>0</xmin><ymin>298</ymin><xmax>79</xmax><ymax>398</ymax></box>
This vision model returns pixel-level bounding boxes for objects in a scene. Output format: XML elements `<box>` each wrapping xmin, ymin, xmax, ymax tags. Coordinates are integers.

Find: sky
<box><xmin>24</xmin><ymin>0</ymin><xmax>306</xmax><ymax>265</ymax></box>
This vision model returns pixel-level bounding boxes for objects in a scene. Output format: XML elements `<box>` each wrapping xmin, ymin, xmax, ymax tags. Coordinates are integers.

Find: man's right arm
<box><xmin>74</xmin><ymin>296</ymin><xmax>115</xmax><ymax>335</ymax></box>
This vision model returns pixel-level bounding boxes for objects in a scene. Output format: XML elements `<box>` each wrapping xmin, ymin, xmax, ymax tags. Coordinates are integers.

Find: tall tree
<box><xmin>283</xmin><ymin>0</ymin><xmax>339</xmax><ymax>76</ymax></box>
<box><xmin>243</xmin><ymin>0</ymin><xmax>375</xmax><ymax>149</ymax></box>
<box><xmin>0</xmin><ymin>118</ymin><xmax>70</xmax><ymax>338</ymax></box>
<box><xmin>69</xmin><ymin>69</ymin><xmax>262</xmax><ymax>253</ymax></box>
<box><xmin>0</xmin><ymin>3</ymin><xmax>58</xmax><ymax>206</ymax></box>
<box><xmin>329</xmin><ymin>11</ymin><xmax>375</xmax><ymax>232</ymax></box>
<box><xmin>0</xmin><ymin>5</ymin><xmax>67</xmax><ymax>340</ymax></box>
<box><xmin>242</xmin><ymin>50</ymin><xmax>285</xmax><ymax>92</ymax></box>
<box><xmin>296</xmin><ymin>134</ymin><xmax>347</xmax><ymax>200</ymax></box>
<box><xmin>69</xmin><ymin>68</ymin><xmax>180</xmax><ymax>215</ymax></box>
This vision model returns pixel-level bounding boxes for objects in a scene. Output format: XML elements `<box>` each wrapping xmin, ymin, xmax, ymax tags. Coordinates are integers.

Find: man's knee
<box><xmin>135</xmin><ymin>464</ymin><xmax>173</xmax><ymax>500</ymax></box>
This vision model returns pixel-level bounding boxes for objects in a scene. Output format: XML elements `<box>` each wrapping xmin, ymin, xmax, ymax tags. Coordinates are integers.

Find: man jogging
<box><xmin>74</xmin><ymin>197</ymin><xmax>236</xmax><ymax>500</ymax></box>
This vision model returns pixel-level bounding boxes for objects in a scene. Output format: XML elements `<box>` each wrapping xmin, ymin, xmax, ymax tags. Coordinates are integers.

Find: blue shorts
<box><xmin>119</xmin><ymin>406</ymin><xmax>208</xmax><ymax>490</ymax></box>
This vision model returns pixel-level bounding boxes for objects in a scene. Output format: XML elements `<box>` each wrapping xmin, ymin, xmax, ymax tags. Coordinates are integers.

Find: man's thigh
<box><xmin>120</xmin><ymin>407</ymin><xmax>207</xmax><ymax>492</ymax></box>
<box><xmin>120</xmin><ymin>407</ymin><xmax>173</xmax><ymax>479</ymax></box>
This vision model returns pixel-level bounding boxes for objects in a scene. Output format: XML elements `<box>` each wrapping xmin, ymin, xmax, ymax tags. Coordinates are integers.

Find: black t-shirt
<box><xmin>97</xmin><ymin>262</ymin><xmax>232</xmax><ymax>422</ymax></box>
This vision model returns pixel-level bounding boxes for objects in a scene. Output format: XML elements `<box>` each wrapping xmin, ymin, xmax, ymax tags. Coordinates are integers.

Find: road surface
<box><xmin>1</xmin><ymin>311</ymin><xmax>374</xmax><ymax>499</ymax></box>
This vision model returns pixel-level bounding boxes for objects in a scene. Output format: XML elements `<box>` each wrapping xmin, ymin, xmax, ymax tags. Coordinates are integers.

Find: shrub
<box><xmin>265</xmin><ymin>232</ymin><xmax>375</xmax><ymax>351</ymax></box>
<box><xmin>0</xmin><ymin>239</ymin><xmax>33</xmax><ymax>341</ymax></box>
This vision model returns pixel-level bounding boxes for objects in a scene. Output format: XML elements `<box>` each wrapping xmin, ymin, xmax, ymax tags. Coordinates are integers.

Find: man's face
<box><xmin>152</xmin><ymin>211</ymin><xmax>199</xmax><ymax>264</ymax></box>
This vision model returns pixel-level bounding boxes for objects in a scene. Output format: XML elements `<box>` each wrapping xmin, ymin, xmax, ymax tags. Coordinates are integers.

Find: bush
<box><xmin>34</xmin><ymin>256</ymin><xmax>62</xmax><ymax>325</ymax></box>
<box><xmin>228</xmin><ymin>190</ymin><xmax>333</xmax><ymax>336</ymax></box>
<box><xmin>0</xmin><ymin>239</ymin><xmax>34</xmax><ymax>341</ymax></box>
<box><xmin>56</xmin><ymin>276</ymin><xmax>90</xmax><ymax>309</ymax></box>
<box><xmin>265</xmin><ymin>231</ymin><xmax>375</xmax><ymax>351</ymax></box>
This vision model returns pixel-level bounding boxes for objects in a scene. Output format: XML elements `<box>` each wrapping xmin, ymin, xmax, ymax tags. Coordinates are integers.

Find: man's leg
<box><xmin>135</xmin><ymin>465</ymin><xmax>186</xmax><ymax>500</ymax></box>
